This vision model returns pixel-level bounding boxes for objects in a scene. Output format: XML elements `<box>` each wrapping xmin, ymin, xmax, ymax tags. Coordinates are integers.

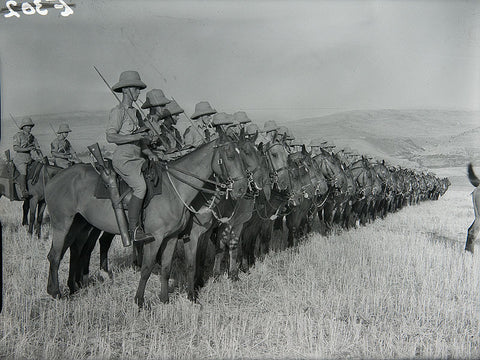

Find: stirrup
<box><xmin>132</xmin><ymin>227</ymin><xmax>154</xmax><ymax>243</ymax></box>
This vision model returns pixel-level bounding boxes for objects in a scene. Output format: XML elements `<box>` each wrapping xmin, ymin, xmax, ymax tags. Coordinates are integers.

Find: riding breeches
<box><xmin>112</xmin><ymin>144</ymin><xmax>147</xmax><ymax>198</ymax></box>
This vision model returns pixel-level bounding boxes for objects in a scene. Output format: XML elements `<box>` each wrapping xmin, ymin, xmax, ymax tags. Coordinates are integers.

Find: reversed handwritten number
<box><xmin>21</xmin><ymin>1</ymin><xmax>35</xmax><ymax>14</ymax></box>
<box><xmin>34</xmin><ymin>0</ymin><xmax>48</xmax><ymax>15</ymax></box>
<box><xmin>54</xmin><ymin>0</ymin><xmax>73</xmax><ymax>17</ymax></box>
<box><xmin>4</xmin><ymin>0</ymin><xmax>20</xmax><ymax>17</ymax></box>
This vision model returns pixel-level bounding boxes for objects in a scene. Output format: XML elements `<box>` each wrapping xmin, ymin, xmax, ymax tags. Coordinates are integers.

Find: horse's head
<box><xmin>300</xmin><ymin>145</ymin><xmax>328</xmax><ymax>196</ymax></box>
<box><xmin>238</xmin><ymin>128</ymin><xmax>271</xmax><ymax>200</ymax></box>
<box><xmin>286</xmin><ymin>150</ymin><xmax>315</xmax><ymax>205</ymax></box>
<box><xmin>212</xmin><ymin>130</ymin><xmax>248</xmax><ymax>200</ymax></box>
<box><xmin>260</xmin><ymin>139</ymin><xmax>290</xmax><ymax>192</ymax></box>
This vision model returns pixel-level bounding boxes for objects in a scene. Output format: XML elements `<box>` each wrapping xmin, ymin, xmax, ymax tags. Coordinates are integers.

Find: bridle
<box><xmin>262</xmin><ymin>141</ymin><xmax>290</xmax><ymax>190</ymax></box>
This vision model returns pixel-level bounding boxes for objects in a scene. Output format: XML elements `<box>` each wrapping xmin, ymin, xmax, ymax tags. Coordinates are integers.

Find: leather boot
<box><xmin>18</xmin><ymin>174</ymin><xmax>29</xmax><ymax>200</ymax></box>
<box><xmin>128</xmin><ymin>195</ymin><xmax>153</xmax><ymax>243</ymax></box>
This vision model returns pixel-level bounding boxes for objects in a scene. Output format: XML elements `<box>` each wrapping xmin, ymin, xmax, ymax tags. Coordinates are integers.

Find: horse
<box><xmin>311</xmin><ymin>149</ymin><xmax>348</xmax><ymax>235</ymax></box>
<box><xmin>182</xmin><ymin>136</ymin><xmax>291</xmax><ymax>301</ymax></box>
<box><xmin>285</xmin><ymin>146</ymin><xmax>328</xmax><ymax>247</ymax></box>
<box><xmin>0</xmin><ymin>159</ymin><xmax>63</xmax><ymax>237</ymax></box>
<box><xmin>45</xmin><ymin>131</ymin><xmax>249</xmax><ymax>306</ymax></box>
<box><xmin>465</xmin><ymin>163</ymin><xmax>480</xmax><ymax>253</ymax></box>
<box><xmin>349</xmin><ymin>157</ymin><xmax>374</xmax><ymax>226</ymax></box>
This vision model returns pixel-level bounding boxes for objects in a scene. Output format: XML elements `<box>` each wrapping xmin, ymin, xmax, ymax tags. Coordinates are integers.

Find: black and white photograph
<box><xmin>0</xmin><ymin>0</ymin><xmax>479</xmax><ymax>358</ymax></box>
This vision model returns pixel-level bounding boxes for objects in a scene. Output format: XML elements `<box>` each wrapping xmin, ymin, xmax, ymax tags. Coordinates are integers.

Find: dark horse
<box><xmin>0</xmin><ymin>159</ymin><xmax>63</xmax><ymax>237</ymax></box>
<box><xmin>45</xmin><ymin>132</ymin><xmax>249</xmax><ymax>306</ymax></box>
<box><xmin>465</xmin><ymin>163</ymin><xmax>480</xmax><ymax>253</ymax></box>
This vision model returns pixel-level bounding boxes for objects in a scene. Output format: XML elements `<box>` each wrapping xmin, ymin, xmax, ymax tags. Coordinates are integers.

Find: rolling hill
<box><xmin>1</xmin><ymin>109</ymin><xmax>478</xmax><ymax>170</ymax></box>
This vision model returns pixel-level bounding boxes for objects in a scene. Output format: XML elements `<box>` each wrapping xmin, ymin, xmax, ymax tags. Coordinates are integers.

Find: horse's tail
<box><xmin>468</xmin><ymin>163</ymin><xmax>480</xmax><ymax>187</ymax></box>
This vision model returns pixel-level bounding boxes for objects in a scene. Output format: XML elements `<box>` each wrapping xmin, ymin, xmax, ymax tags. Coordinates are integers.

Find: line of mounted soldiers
<box><xmin>10</xmin><ymin>70</ymin><xmax>451</xmax><ymax>245</ymax></box>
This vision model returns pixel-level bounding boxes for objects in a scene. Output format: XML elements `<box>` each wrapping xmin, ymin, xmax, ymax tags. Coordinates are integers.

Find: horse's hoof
<box><xmin>229</xmin><ymin>272</ymin><xmax>240</xmax><ymax>282</ymax></box>
<box><xmin>135</xmin><ymin>297</ymin><xmax>144</xmax><ymax>309</ymax></box>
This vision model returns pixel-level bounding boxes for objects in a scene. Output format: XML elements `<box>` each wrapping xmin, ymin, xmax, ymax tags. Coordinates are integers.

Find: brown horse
<box><xmin>182</xmin><ymin>138</ymin><xmax>291</xmax><ymax>301</ymax></box>
<box><xmin>0</xmin><ymin>159</ymin><xmax>63</xmax><ymax>237</ymax></box>
<box><xmin>45</xmin><ymin>132</ymin><xmax>249</xmax><ymax>306</ymax></box>
<box><xmin>466</xmin><ymin>163</ymin><xmax>480</xmax><ymax>253</ymax></box>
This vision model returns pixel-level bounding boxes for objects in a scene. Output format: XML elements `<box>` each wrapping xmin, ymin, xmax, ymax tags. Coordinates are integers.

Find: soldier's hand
<box><xmin>148</xmin><ymin>153</ymin><xmax>159</xmax><ymax>162</ymax></box>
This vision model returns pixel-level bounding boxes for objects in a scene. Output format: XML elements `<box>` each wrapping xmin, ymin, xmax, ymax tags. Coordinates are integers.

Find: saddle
<box><xmin>94</xmin><ymin>159</ymin><xmax>163</xmax><ymax>209</ymax></box>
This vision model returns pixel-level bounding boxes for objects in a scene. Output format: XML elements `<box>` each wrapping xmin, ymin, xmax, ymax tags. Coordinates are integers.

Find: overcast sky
<box><xmin>1</xmin><ymin>0</ymin><xmax>480</xmax><ymax>122</ymax></box>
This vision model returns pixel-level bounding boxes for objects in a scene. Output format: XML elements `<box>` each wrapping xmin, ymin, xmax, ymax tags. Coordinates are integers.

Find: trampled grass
<box><xmin>0</xmin><ymin>187</ymin><xmax>479</xmax><ymax>359</ymax></box>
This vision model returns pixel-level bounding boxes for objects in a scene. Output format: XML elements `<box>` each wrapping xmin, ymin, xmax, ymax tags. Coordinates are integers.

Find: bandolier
<box><xmin>12</xmin><ymin>117</ymin><xmax>41</xmax><ymax>199</ymax></box>
<box><xmin>51</xmin><ymin>123</ymin><xmax>77</xmax><ymax>168</ymax></box>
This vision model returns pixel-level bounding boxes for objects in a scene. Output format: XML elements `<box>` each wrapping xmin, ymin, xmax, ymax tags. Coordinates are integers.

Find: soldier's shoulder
<box><xmin>13</xmin><ymin>131</ymin><xmax>23</xmax><ymax>139</ymax></box>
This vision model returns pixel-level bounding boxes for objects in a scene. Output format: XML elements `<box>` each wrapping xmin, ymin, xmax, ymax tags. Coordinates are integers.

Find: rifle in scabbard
<box><xmin>87</xmin><ymin>142</ymin><xmax>131</xmax><ymax>247</ymax></box>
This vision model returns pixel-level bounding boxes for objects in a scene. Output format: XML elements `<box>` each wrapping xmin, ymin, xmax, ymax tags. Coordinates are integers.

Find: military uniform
<box><xmin>13</xmin><ymin>131</ymin><xmax>40</xmax><ymax>175</ymax></box>
<box><xmin>184</xmin><ymin>101</ymin><xmax>217</xmax><ymax>148</ymax></box>
<box><xmin>184</xmin><ymin>123</ymin><xmax>216</xmax><ymax>147</ymax></box>
<box><xmin>51</xmin><ymin>137</ymin><xmax>74</xmax><ymax>168</ymax></box>
<box><xmin>106</xmin><ymin>104</ymin><xmax>147</xmax><ymax>199</ymax></box>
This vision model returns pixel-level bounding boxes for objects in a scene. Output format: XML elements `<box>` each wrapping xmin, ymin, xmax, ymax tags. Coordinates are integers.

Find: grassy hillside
<box><xmin>2</xmin><ymin>109</ymin><xmax>478</xmax><ymax>169</ymax></box>
<box><xmin>283</xmin><ymin>109</ymin><xmax>480</xmax><ymax>168</ymax></box>
<box><xmin>0</xmin><ymin>188</ymin><xmax>478</xmax><ymax>359</ymax></box>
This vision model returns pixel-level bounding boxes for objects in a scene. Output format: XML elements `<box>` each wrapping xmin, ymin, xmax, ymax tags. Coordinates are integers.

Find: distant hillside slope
<box><xmin>1</xmin><ymin>109</ymin><xmax>477</xmax><ymax>169</ymax></box>
<box><xmin>283</xmin><ymin>109</ymin><xmax>479</xmax><ymax>168</ymax></box>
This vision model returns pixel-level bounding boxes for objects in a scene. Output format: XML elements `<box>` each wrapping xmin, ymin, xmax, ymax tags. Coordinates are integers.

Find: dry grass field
<box><xmin>0</xmin><ymin>184</ymin><xmax>478</xmax><ymax>359</ymax></box>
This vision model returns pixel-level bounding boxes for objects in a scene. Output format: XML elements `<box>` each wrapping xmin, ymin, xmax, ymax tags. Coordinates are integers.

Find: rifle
<box><xmin>49</xmin><ymin>123</ymin><xmax>80</xmax><ymax>163</ymax></box>
<box><xmin>87</xmin><ymin>142</ymin><xmax>131</xmax><ymax>247</ymax></box>
<box><xmin>10</xmin><ymin>113</ymin><xmax>45</xmax><ymax>161</ymax></box>
<box><xmin>93</xmin><ymin>66</ymin><xmax>169</xmax><ymax>152</ymax></box>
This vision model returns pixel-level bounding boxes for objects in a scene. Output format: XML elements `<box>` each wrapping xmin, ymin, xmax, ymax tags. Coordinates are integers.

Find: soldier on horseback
<box><xmin>51</xmin><ymin>124</ymin><xmax>78</xmax><ymax>168</ymax></box>
<box><xmin>13</xmin><ymin>117</ymin><xmax>42</xmax><ymax>199</ymax></box>
<box><xmin>157</xmin><ymin>99</ymin><xmax>185</xmax><ymax>152</ymax></box>
<box><xmin>183</xmin><ymin>101</ymin><xmax>217</xmax><ymax>147</ymax></box>
<box><xmin>141</xmin><ymin>89</ymin><xmax>171</xmax><ymax>153</ymax></box>
<box><xmin>105</xmin><ymin>70</ymin><xmax>159</xmax><ymax>243</ymax></box>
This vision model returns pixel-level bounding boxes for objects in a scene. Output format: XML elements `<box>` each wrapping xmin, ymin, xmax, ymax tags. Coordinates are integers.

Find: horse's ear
<box><xmin>258</xmin><ymin>142</ymin><xmax>263</xmax><ymax>151</ymax></box>
<box><xmin>301</xmin><ymin>144</ymin><xmax>308</xmax><ymax>155</ymax></box>
<box><xmin>217</xmin><ymin>126</ymin><xmax>226</xmax><ymax>141</ymax></box>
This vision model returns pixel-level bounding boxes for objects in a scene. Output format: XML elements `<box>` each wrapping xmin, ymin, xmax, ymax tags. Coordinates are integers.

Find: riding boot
<box><xmin>18</xmin><ymin>174</ymin><xmax>29</xmax><ymax>200</ymax></box>
<box><xmin>128</xmin><ymin>195</ymin><xmax>153</xmax><ymax>243</ymax></box>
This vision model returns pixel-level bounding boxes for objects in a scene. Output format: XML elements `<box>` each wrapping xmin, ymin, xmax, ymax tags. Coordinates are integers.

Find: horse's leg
<box><xmin>77</xmin><ymin>227</ymin><xmax>102</xmax><ymax>286</ymax></box>
<box><xmin>35</xmin><ymin>200</ymin><xmax>47</xmax><ymax>238</ymax></box>
<box><xmin>67</xmin><ymin>241</ymin><xmax>82</xmax><ymax>294</ymax></box>
<box><xmin>184</xmin><ymin>216</ymin><xmax>212</xmax><ymax>301</ymax></box>
<box><xmin>159</xmin><ymin>237</ymin><xmax>178</xmax><ymax>303</ymax></box>
<box><xmin>28</xmin><ymin>197</ymin><xmax>38</xmax><ymax>235</ymax></box>
<box><xmin>99</xmin><ymin>232</ymin><xmax>115</xmax><ymax>275</ymax></box>
<box><xmin>22</xmin><ymin>200</ymin><xmax>29</xmax><ymax>226</ymax></box>
<box><xmin>67</xmin><ymin>221</ymin><xmax>91</xmax><ymax>293</ymax></box>
<box><xmin>47</xmin><ymin>215</ymin><xmax>83</xmax><ymax>298</ymax></box>
<box><xmin>132</xmin><ymin>243</ymin><xmax>144</xmax><ymax>268</ymax></box>
<box><xmin>227</xmin><ymin>223</ymin><xmax>244</xmax><ymax>281</ymax></box>
<box><xmin>213</xmin><ymin>224</ymin><xmax>230</xmax><ymax>278</ymax></box>
<box><xmin>134</xmin><ymin>233</ymin><xmax>165</xmax><ymax>308</ymax></box>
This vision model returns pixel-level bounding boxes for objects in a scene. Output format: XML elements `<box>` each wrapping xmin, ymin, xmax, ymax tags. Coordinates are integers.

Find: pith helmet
<box><xmin>191</xmin><ymin>101</ymin><xmax>217</xmax><ymax>119</ymax></box>
<box><xmin>263</xmin><ymin>120</ymin><xmax>279</xmax><ymax>133</ymax></box>
<box><xmin>245</xmin><ymin>123</ymin><xmax>260</xmax><ymax>135</ymax></box>
<box><xmin>286</xmin><ymin>128</ymin><xmax>295</xmax><ymax>141</ymax></box>
<box><xmin>212</xmin><ymin>112</ymin><xmax>233</xmax><ymax>126</ymax></box>
<box><xmin>57</xmin><ymin>123</ymin><xmax>72</xmax><ymax>133</ymax></box>
<box><xmin>141</xmin><ymin>89</ymin><xmax>171</xmax><ymax>109</ymax></box>
<box><xmin>112</xmin><ymin>71</ymin><xmax>147</xmax><ymax>93</ymax></box>
<box><xmin>276</xmin><ymin>126</ymin><xmax>289</xmax><ymax>136</ymax></box>
<box><xmin>233</xmin><ymin>111</ymin><xmax>252</xmax><ymax>124</ymax></box>
<box><xmin>19</xmin><ymin>117</ymin><xmax>34</xmax><ymax>129</ymax></box>
<box><xmin>159</xmin><ymin>99</ymin><xmax>184</xmax><ymax>119</ymax></box>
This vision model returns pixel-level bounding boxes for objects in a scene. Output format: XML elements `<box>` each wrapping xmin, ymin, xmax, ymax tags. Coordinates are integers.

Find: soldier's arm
<box><xmin>13</xmin><ymin>134</ymin><xmax>34</xmax><ymax>153</ymax></box>
<box><xmin>106</xmin><ymin>108</ymin><xmax>145</xmax><ymax>144</ymax></box>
